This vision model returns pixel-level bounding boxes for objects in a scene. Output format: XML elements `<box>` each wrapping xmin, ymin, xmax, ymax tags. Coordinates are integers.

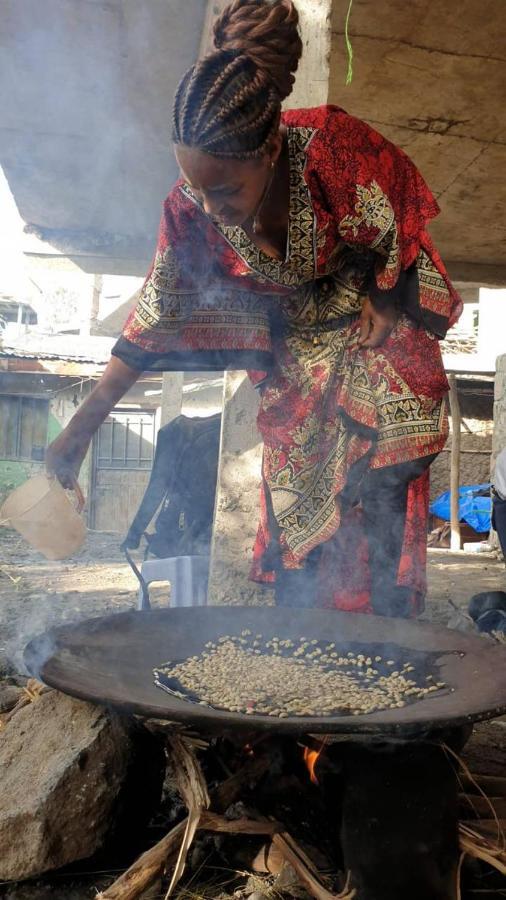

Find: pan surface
<box><xmin>24</xmin><ymin>607</ymin><xmax>506</xmax><ymax>737</ymax></box>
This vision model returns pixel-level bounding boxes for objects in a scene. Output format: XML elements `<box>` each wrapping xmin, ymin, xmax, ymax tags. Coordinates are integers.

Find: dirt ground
<box><xmin>0</xmin><ymin>528</ymin><xmax>505</xmax><ymax>898</ymax></box>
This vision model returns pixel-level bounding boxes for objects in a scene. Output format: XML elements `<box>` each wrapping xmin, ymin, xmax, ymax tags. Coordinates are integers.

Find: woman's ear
<box><xmin>269</xmin><ymin>131</ymin><xmax>283</xmax><ymax>165</ymax></box>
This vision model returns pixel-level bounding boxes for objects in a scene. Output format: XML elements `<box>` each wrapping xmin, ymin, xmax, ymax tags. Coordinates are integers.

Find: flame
<box><xmin>303</xmin><ymin>746</ymin><xmax>322</xmax><ymax>784</ymax></box>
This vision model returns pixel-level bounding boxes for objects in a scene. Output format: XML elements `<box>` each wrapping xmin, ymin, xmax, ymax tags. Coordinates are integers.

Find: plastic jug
<box><xmin>0</xmin><ymin>474</ymin><xmax>86</xmax><ymax>560</ymax></box>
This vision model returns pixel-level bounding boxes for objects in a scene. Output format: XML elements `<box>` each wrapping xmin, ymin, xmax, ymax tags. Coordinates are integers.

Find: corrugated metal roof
<box><xmin>0</xmin><ymin>332</ymin><xmax>114</xmax><ymax>364</ymax></box>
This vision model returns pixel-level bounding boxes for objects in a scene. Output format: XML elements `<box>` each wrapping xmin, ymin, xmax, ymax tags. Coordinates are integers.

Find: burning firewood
<box><xmin>96</xmin><ymin>750</ymin><xmax>272</xmax><ymax>900</ymax></box>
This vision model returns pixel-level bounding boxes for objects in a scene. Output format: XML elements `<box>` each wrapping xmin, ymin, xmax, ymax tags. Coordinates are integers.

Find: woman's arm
<box><xmin>46</xmin><ymin>356</ymin><xmax>142</xmax><ymax>489</ymax></box>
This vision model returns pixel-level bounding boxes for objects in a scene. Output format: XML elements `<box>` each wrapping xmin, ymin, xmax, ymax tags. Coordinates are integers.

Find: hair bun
<box><xmin>213</xmin><ymin>0</ymin><xmax>302</xmax><ymax>100</ymax></box>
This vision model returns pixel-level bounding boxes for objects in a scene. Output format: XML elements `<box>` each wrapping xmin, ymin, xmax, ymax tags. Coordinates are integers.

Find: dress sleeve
<box><xmin>112</xmin><ymin>186</ymin><xmax>274</xmax><ymax>372</ymax></box>
<box><xmin>311</xmin><ymin>108</ymin><xmax>462</xmax><ymax>336</ymax></box>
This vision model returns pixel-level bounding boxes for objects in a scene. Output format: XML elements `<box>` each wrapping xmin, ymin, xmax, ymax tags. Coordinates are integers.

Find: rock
<box><xmin>243</xmin><ymin>876</ymin><xmax>272</xmax><ymax>897</ymax></box>
<box><xmin>275</xmin><ymin>861</ymin><xmax>311</xmax><ymax>897</ymax></box>
<box><xmin>447</xmin><ymin>606</ymin><xmax>478</xmax><ymax>634</ymax></box>
<box><xmin>0</xmin><ymin>682</ymin><xmax>23</xmax><ymax>712</ymax></box>
<box><xmin>0</xmin><ymin>690</ymin><xmax>163</xmax><ymax>881</ymax></box>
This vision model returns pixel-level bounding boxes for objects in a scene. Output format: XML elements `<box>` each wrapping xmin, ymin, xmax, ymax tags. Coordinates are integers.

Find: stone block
<box><xmin>0</xmin><ymin>690</ymin><xmax>159</xmax><ymax>881</ymax></box>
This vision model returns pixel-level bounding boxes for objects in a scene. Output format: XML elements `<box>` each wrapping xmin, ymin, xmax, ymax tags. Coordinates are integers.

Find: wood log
<box><xmin>459</xmin><ymin>824</ymin><xmax>506</xmax><ymax>876</ymax></box>
<box><xmin>96</xmin><ymin>821</ymin><xmax>187</xmax><ymax>900</ymax></box>
<box><xmin>97</xmin><ymin>752</ymin><xmax>271</xmax><ymax>900</ymax></box>
<box><xmin>164</xmin><ymin>736</ymin><xmax>210</xmax><ymax>898</ymax></box>
<box><xmin>460</xmin><ymin>774</ymin><xmax>506</xmax><ymax>798</ymax></box>
<box><xmin>461</xmin><ymin>819</ymin><xmax>506</xmax><ymax>841</ymax></box>
<box><xmin>198</xmin><ymin>811</ymin><xmax>279</xmax><ymax>835</ymax></box>
<box><xmin>459</xmin><ymin>794</ymin><xmax>506</xmax><ymax>820</ymax></box>
<box><xmin>272</xmin><ymin>832</ymin><xmax>355</xmax><ymax>900</ymax></box>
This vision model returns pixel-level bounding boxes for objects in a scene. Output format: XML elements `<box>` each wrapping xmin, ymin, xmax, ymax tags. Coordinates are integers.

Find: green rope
<box><xmin>344</xmin><ymin>0</ymin><xmax>354</xmax><ymax>85</ymax></box>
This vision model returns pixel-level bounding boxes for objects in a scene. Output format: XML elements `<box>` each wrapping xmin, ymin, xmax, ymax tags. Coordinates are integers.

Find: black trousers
<box><xmin>493</xmin><ymin>493</ymin><xmax>506</xmax><ymax>560</ymax></box>
<box><xmin>274</xmin><ymin>454</ymin><xmax>436</xmax><ymax>617</ymax></box>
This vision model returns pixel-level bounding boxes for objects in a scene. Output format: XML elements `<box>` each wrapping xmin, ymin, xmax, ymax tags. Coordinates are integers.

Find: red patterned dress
<box><xmin>113</xmin><ymin>105</ymin><xmax>461</xmax><ymax>613</ymax></box>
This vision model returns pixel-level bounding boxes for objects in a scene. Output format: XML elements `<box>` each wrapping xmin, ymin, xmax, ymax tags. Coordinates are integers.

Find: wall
<box><xmin>0</xmin><ymin>459</ymin><xmax>44</xmax><ymax>509</ymax></box>
<box><xmin>0</xmin><ymin>377</ymin><xmax>94</xmax><ymax>511</ymax></box>
<box><xmin>430</xmin><ymin>378</ymin><xmax>494</xmax><ymax>502</ymax></box>
<box><xmin>430</xmin><ymin>429</ymin><xmax>493</xmax><ymax>503</ymax></box>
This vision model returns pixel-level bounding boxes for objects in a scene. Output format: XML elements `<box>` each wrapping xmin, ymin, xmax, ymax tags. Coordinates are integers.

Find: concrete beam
<box><xmin>445</xmin><ymin>261</ymin><xmax>506</xmax><ymax>288</ymax></box>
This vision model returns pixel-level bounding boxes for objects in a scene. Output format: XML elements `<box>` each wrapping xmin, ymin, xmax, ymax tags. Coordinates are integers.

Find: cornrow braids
<box><xmin>172</xmin><ymin>0</ymin><xmax>302</xmax><ymax>160</ymax></box>
<box><xmin>203</xmin><ymin>96</ymin><xmax>279</xmax><ymax>154</ymax></box>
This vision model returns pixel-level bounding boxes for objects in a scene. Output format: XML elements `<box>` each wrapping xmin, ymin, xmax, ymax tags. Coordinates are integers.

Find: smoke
<box><xmin>0</xmin><ymin>0</ymin><xmax>207</xmax><ymax>259</ymax></box>
<box><xmin>22</xmin><ymin>629</ymin><xmax>57</xmax><ymax>681</ymax></box>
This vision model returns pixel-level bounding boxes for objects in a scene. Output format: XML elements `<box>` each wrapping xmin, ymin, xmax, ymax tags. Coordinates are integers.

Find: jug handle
<box><xmin>68</xmin><ymin>476</ymin><xmax>85</xmax><ymax>514</ymax></box>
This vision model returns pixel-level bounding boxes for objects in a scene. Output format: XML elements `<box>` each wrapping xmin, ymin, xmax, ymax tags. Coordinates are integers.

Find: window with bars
<box><xmin>96</xmin><ymin>410</ymin><xmax>156</xmax><ymax>469</ymax></box>
<box><xmin>0</xmin><ymin>396</ymin><xmax>49</xmax><ymax>461</ymax></box>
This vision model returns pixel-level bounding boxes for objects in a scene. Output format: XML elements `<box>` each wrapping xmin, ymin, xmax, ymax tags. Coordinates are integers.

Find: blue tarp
<box><xmin>430</xmin><ymin>483</ymin><xmax>492</xmax><ymax>534</ymax></box>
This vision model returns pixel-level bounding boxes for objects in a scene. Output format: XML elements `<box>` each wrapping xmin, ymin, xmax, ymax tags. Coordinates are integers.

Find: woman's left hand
<box><xmin>358</xmin><ymin>296</ymin><xmax>399</xmax><ymax>348</ymax></box>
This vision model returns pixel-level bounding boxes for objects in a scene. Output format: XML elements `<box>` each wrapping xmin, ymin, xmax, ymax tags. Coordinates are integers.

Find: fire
<box><xmin>303</xmin><ymin>746</ymin><xmax>322</xmax><ymax>784</ymax></box>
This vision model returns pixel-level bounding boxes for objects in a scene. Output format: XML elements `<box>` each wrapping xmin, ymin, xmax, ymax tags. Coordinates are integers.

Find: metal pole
<box><xmin>448</xmin><ymin>375</ymin><xmax>462</xmax><ymax>551</ymax></box>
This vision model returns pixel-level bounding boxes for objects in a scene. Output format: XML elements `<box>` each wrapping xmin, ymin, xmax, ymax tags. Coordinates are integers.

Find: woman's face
<box><xmin>175</xmin><ymin>139</ymin><xmax>281</xmax><ymax>228</ymax></box>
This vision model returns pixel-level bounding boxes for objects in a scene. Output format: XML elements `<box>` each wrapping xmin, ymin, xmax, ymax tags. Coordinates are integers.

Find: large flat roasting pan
<box><xmin>25</xmin><ymin>607</ymin><xmax>506</xmax><ymax>737</ymax></box>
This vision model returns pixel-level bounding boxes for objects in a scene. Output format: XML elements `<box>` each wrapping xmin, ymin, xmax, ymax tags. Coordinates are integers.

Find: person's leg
<box><xmin>493</xmin><ymin>494</ymin><xmax>506</xmax><ymax>560</ymax></box>
<box><xmin>274</xmin><ymin>546</ymin><xmax>322</xmax><ymax>608</ymax></box>
<box><xmin>361</xmin><ymin>455</ymin><xmax>436</xmax><ymax>617</ymax></box>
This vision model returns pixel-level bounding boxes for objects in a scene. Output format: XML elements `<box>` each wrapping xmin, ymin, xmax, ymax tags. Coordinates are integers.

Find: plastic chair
<box><xmin>137</xmin><ymin>555</ymin><xmax>210</xmax><ymax>610</ymax></box>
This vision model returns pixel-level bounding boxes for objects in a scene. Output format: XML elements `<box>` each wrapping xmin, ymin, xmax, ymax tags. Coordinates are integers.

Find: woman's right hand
<box><xmin>46</xmin><ymin>356</ymin><xmax>141</xmax><ymax>490</ymax></box>
<box><xmin>46</xmin><ymin>426</ymin><xmax>91</xmax><ymax>492</ymax></box>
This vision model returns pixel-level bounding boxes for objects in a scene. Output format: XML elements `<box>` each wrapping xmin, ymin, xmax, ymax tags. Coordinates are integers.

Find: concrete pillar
<box><xmin>160</xmin><ymin>373</ymin><xmax>184</xmax><ymax>427</ymax></box>
<box><xmin>208</xmin><ymin>372</ymin><xmax>270</xmax><ymax>606</ymax></box>
<box><xmin>207</xmin><ymin>0</ymin><xmax>333</xmax><ymax>605</ymax></box>
<box><xmin>490</xmin><ymin>353</ymin><xmax>506</xmax><ymax>550</ymax></box>
<box><xmin>492</xmin><ymin>354</ymin><xmax>506</xmax><ymax>470</ymax></box>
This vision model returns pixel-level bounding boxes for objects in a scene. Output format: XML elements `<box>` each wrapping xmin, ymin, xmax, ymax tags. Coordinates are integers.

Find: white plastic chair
<box><xmin>137</xmin><ymin>555</ymin><xmax>210</xmax><ymax>610</ymax></box>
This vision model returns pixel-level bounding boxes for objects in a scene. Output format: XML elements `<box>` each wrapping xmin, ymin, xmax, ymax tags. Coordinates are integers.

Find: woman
<box><xmin>47</xmin><ymin>0</ymin><xmax>461</xmax><ymax>616</ymax></box>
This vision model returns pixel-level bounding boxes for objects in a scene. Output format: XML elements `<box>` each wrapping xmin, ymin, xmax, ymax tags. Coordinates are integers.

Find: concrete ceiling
<box><xmin>1</xmin><ymin>0</ymin><xmax>504</xmax><ymax>285</ymax></box>
<box><xmin>0</xmin><ymin>0</ymin><xmax>207</xmax><ymax>273</ymax></box>
<box><xmin>328</xmin><ymin>0</ymin><xmax>506</xmax><ymax>284</ymax></box>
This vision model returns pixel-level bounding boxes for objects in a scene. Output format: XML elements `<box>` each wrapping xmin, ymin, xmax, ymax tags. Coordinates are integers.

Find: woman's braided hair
<box><xmin>172</xmin><ymin>0</ymin><xmax>302</xmax><ymax>159</ymax></box>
